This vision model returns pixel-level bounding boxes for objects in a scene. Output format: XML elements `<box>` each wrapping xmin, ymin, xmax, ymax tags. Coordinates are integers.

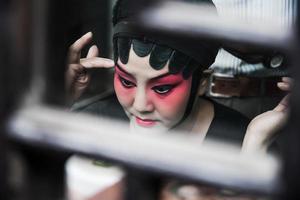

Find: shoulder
<box><xmin>72</xmin><ymin>93</ymin><xmax>128</xmax><ymax>121</ymax></box>
<box><xmin>206</xmin><ymin>99</ymin><xmax>250</xmax><ymax>146</ymax></box>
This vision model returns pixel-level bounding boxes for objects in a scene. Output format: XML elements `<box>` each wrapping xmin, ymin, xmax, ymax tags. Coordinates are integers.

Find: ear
<box><xmin>198</xmin><ymin>78</ymin><xmax>208</xmax><ymax>96</ymax></box>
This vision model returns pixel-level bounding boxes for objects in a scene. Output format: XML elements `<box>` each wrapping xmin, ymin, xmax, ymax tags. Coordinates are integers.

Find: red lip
<box><xmin>135</xmin><ymin>117</ymin><xmax>156</xmax><ymax>127</ymax></box>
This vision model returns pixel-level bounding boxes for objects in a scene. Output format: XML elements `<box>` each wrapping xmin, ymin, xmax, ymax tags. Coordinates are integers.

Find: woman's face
<box><xmin>114</xmin><ymin>47</ymin><xmax>192</xmax><ymax>133</ymax></box>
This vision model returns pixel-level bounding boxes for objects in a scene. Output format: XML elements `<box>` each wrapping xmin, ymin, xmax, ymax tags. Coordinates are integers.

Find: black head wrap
<box><xmin>112</xmin><ymin>0</ymin><xmax>220</xmax><ymax>126</ymax></box>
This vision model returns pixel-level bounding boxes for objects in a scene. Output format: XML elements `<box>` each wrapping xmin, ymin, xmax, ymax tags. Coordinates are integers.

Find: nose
<box><xmin>133</xmin><ymin>87</ymin><xmax>154</xmax><ymax>113</ymax></box>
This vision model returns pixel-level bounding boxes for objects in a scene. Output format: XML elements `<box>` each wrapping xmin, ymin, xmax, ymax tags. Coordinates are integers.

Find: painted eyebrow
<box><xmin>115</xmin><ymin>64</ymin><xmax>172</xmax><ymax>81</ymax></box>
<box><xmin>115</xmin><ymin>64</ymin><xmax>135</xmax><ymax>79</ymax></box>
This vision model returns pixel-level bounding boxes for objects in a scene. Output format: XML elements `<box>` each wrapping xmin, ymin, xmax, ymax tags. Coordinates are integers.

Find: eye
<box><xmin>152</xmin><ymin>85</ymin><xmax>174</xmax><ymax>94</ymax></box>
<box><xmin>119</xmin><ymin>76</ymin><xmax>135</xmax><ymax>88</ymax></box>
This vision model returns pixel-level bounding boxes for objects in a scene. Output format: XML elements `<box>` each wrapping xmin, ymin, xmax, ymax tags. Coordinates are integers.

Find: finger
<box><xmin>65</xmin><ymin>64</ymin><xmax>84</xmax><ymax>90</ymax></box>
<box><xmin>80</xmin><ymin>57</ymin><xmax>115</xmax><ymax>69</ymax></box>
<box><xmin>277</xmin><ymin>82</ymin><xmax>291</xmax><ymax>92</ymax></box>
<box><xmin>69</xmin><ymin>32</ymin><xmax>93</xmax><ymax>63</ymax></box>
<box><xmin>274</xmin><ymin>94</ymin><xmax>290</xmax><ymax>112</ymax></box>
<box><xmin>282</xmin><ymin>77</ymin><xmax>293</xmax><ymax>84</ymax></box>
<box><xmin>87</xmin><ymin>45</ymin><xmax>99</xmax><ymax>58</ymax></box>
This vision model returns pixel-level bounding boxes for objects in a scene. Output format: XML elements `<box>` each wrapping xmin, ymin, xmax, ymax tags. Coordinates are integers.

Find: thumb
<box><xmin>87</xmin><ymin>45</ymin><xmax>99</xmax><ymax>58</ymax></box>
<box><xmin>274</xmin><ymin>94</ymin><xmax>290</xmax><ymax>112</ymax></box>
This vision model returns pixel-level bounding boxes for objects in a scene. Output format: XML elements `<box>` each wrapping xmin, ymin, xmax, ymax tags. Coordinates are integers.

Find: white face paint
<box><xmin>114</xmin><ymin>47</ymin><xmax>193</xmax><ymax>133</ymax></box>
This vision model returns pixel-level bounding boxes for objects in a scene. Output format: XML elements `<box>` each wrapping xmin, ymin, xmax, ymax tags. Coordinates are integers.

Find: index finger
<box><xmin>68</xmin><ymin>32</ymin><xmax>93</xmax><ymax>63</ymax></box>
<box><xmin>80</xmin><ymin>57</ymin><xmax>115</xmax><ymax>69</ymax></box>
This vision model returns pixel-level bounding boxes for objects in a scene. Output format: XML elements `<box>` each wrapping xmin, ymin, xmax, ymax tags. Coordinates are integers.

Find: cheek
<box><xmin>150</xmin><ymin>78</ymin><xmax>192</xmax><ymax>120</ymax></box>
<box><xmin>114</xmin><ymin>73</ymin><xmax>134</xmax><ymax>107</ymax></box>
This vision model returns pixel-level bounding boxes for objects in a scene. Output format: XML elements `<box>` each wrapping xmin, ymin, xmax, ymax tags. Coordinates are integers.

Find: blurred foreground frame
<box><xmin>2</xmin><ymin>0</ymin><xmax>300</xmax><ymax>199</ymax></box>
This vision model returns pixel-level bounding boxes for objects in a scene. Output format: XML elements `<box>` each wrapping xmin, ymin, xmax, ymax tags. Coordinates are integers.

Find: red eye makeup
<box><xmin>149</xmin><ymin>73</ymin><xmax>184</xmax><ymax>95</ymax></box>
<box><xmin>115</xmin><ymin>65</ymin><xmax>137</xmax><ymax>89</ymax></box>
<box><xmin>150</xmin><ymin>73</ymin><xmax>184</xmax><ymax>85</ymax></box>
<box><xmin>115</xmin><ymin>65</ymin><xmax>135</xmax><ymax>81</ymax></box>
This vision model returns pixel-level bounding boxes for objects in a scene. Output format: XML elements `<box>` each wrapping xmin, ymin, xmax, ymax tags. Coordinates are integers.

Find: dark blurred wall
<box><xmin>0</xmin><ymin>0</ymin><xmax>13</xmax><ymax>198</ymax></box>
<box><xmin>66</xmin><ymin>0</ymin><xmax>112</xmax><ymax>57</ymax></box>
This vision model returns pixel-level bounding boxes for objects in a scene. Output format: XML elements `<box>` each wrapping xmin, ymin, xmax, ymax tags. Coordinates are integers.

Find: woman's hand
<box><xmin>66</xmin><ymin>32</ymin><xmax>115</xmax><ymax>101</ymax></box>
<box><xmin>242</xmin><ymin>77</ymin><xmax>292</xmax><ymax>154</ymax></box>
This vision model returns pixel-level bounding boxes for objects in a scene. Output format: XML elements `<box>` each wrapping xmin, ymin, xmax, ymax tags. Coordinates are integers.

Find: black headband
<box><xmin>113</xmin><ymin>21</ymin><xmax>218</xmax><ymax>79</ymax></box>
<box><xmin>113</xmin><ymin>21</ymin><xmax>219</xmax><ymax>65</ymax></box>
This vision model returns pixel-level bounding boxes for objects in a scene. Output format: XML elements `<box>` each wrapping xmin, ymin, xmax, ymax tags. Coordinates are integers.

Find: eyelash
<box><xmin>119</xmin><ymin>76</ymin><xmax>135</xmax><ymax>88</ymax></box>
<box><xmin>118</xmin><ymin>75</ymin><xmax>175</xmax><ymax>94</ymax></box>
<box><xmin>152</xmin><ymin>85</ymin><xmax>175</xmax><ymax>94</ymax></box>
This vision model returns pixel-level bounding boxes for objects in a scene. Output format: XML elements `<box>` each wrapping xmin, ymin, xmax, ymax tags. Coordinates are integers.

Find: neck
<box><xmin>176</xmin><ymin>97</ymin><xmax>214</xmax><ymax>142</ymax></box>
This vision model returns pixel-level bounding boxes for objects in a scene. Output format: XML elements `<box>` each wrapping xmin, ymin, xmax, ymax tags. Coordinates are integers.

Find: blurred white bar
<box><xmin>213</xmin><ymin>0</ymin><xmax>296</xmax><ymax>28</ymax></box>
<box><xmin>141</xmin><ymin>1</ymin><xmax>293</xmax><ymax>49</ymax></box>
<box><xmin>8</xmin><ymin>104</ymin><xmax>281</xmax><ymax>194</ymax></box>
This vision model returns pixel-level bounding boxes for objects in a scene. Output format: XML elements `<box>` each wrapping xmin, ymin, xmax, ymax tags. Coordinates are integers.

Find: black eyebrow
<box><xmin>115</xmin><ymin>64</ymin><xmax>134</xmax><ymax>79</ymax></box>
<box><xmin>115</xmin><ymin>63</ymin><xmax>173</xmax><ymax>81</ymax></box>
<box><xmin>152</xmin><ymin>72</ymin><xmax>173</xmax><ymax>81</ymax></box>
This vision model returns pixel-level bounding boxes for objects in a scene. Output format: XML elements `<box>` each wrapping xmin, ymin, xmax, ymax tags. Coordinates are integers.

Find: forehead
<box><xmin>118</xmin><ymin>46</ymin><xmax>169</xmax><ymax>79</ymax></box>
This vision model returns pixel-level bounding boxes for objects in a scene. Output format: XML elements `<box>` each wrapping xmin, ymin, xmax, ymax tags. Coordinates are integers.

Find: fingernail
<box><xmin>91</xmin><ymin>45</ymin><xmax>98</xmax><ymax>49</ymax></box>
<box><xmin>84</xmin><ymin>31</ymin><xmax>93</xmax><ymax>37</ymax></box>
<box><xmin>108</xmin><ymin>60</ymin><xmax>115</xmax><ymax>65</ymax></box>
